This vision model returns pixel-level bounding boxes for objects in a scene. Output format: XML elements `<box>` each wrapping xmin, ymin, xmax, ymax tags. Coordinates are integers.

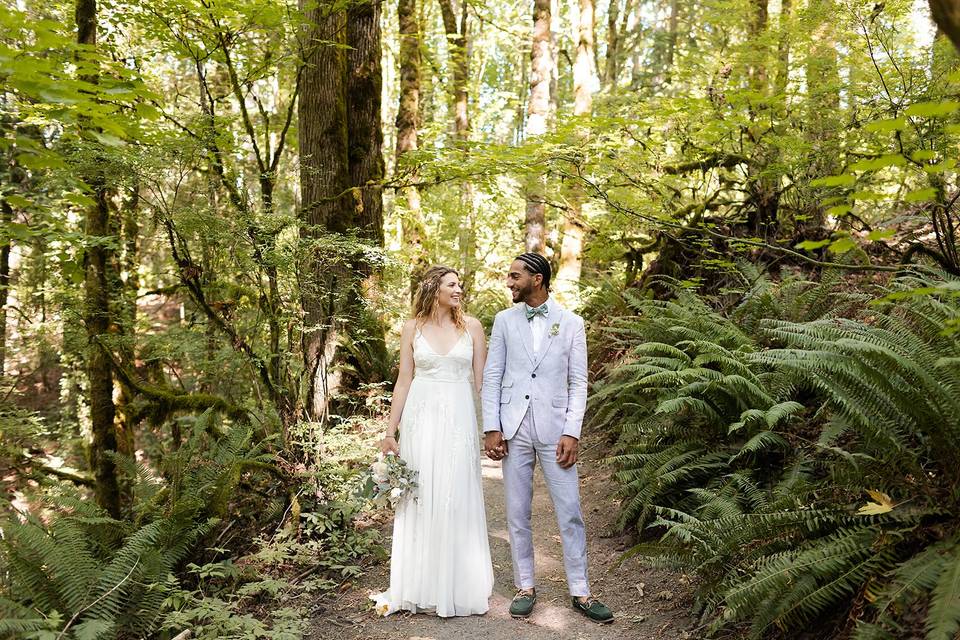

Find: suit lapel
<box><xmin>516</xmin><ymin>305</ymin><xmax>537</xmax><ymax>363</ymax></box>
<box><xmin>533</xmin><ymin>298</ymin><xmax>564</xmax><ymax>369</ymax></box>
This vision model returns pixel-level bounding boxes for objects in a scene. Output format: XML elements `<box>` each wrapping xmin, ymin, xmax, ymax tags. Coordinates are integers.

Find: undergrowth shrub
<box><xmin>0</xmin><ymin>410</ymin><xmax>383</xmax><ymax>640</ymax></box>
<box><xmin>591</xmin><ymin>270</ymin><xmax>960</xmax><ymax>639</ymax></box>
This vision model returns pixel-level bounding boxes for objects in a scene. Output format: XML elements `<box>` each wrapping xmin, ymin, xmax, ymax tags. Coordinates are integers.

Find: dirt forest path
<box><xmin>307</xmin><ymin>447</ymin><xmax>699</xmax><ymax>640</ymax></box>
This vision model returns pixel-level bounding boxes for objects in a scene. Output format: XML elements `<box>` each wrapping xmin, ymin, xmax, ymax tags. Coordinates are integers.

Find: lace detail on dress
<box><xmin>412</xmin><ymin>329</ymin><xmax>473</xmax><ymax>383</ymax></box>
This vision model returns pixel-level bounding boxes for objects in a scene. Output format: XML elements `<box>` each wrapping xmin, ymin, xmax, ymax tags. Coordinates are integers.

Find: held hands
<box><xmin>484</xmin><ymin>431</ymin><xmax>508</xmax><ymax>461</ymax></box>
<box><xmin>380</xmin><ymin>434</ymin><xmax>400</xmax><ymax>456</ymax></box>
<box><xmin>556</xmin><ymin>435</ymin><xmax>579</xmax><ymax>469</ymax></box>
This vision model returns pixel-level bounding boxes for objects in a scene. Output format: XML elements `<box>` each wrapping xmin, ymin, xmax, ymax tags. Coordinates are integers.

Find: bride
<box><xmin>371</xmin><ymin>266</ymin><xmax>494</xmax><ymax>617</ymax></box>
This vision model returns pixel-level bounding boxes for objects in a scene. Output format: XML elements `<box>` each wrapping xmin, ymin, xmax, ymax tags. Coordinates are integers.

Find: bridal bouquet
<box><xmin>359</xmin><ymin>452</ymin><xmax>419</xmax><ymax>509</ymax></box>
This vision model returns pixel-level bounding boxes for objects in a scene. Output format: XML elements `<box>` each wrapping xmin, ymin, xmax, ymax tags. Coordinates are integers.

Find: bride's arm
<box><xmin>468</xmin><ymin>317</ymin><xmax>487</xmax><ymax>395</ymax></box>
<box><xmin>382</xmin><ymin>320</ymin><xmax>416</xmax><ymax>454</ymax></box>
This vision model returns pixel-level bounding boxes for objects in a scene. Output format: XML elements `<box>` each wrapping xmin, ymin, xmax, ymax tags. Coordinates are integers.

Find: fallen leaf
<box><xmin>857</xmin><ymin>489</ymin><xmax>895</xmax><ymax>515</ymax></box>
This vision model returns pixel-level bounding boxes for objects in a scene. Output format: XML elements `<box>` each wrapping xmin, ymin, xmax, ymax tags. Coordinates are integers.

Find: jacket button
<box><xmin>531</xmin><ymin>373</ymin><xmax>537</xmax><ymax>378</ymax></box>
<box><xmin>524</xmin><ymin>395</ymin><xmax>530</xmax><ymax>400</ymax></box>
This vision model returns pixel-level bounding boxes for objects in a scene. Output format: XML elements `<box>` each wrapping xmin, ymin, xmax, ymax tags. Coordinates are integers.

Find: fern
<box><xmin>0</xmin><ymin>422</ymin><xmax>275</xmax><ymax>639</ymax></box>
<box><xmin>590</xmin><ymin>271</ymin><xmax>960</xmax><ymax>638</ymax></box>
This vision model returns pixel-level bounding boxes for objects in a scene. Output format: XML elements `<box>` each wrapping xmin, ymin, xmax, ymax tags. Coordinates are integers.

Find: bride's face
<box><xmin>436</xmin><ymin>272</ymin><xmax>463</xmax><ymax>310</ymax></box>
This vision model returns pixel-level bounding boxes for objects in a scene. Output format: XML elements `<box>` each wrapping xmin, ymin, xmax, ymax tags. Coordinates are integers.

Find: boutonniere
<box><xmin>549</xmin><ymin>323</ymin><xmax>560</xmax><ymax>337</ymax></box>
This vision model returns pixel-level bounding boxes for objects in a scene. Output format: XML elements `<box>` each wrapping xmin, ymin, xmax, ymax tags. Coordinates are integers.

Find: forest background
<box><xmin>4</xmin><ymin>0</ymin><xmax>960</xmax><ymax>637</ymax></box>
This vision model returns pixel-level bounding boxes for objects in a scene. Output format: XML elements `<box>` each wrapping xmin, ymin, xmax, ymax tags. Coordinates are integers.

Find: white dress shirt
<box><xmin>526</xmin><ymin>303</ymin><xmax>549</xmax><ymax>353</ymax></box>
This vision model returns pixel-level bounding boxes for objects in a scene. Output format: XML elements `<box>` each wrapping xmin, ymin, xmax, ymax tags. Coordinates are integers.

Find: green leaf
<box><xmin>4</xmin><ymin>195</ymin><xmax>32</xmax><ymax>208</ymax></box>
<box><xmin>826</xmin><ymin>205</ymin><xmax>852</xmax><ymax>217</ymax></box>
<box><xmin>864</xmin><ymin>117</ymin><xmax>906</xmax><ymax>132</ymax></box>
<box><xmin>88</xmin><ymin>131</ymin><xmax>126</xmax><ymax>147</ymax></box>
<box><xmin>64</xmin><ymin>193</ymin><xmax>97</xmax><ymax>207</ymax></box>
<box><xmin>4</xmin><ymin>223</ymin><xmax>33</xmax><ymax>241</ymax></box>
<box><xmin>924</xmin><ymin>159</ymin><xmax>958</xmax><ymax>174</ymax></box>
<box><xmin>904</xmin><ymin>187</ymin><xmax>939</xmax><ymax>203</ymax></box>
<box><xmin>829</xmin><ymin>236</ymin><xmax>857</xmax><ymax>254</ymax></box>
<box><xmin>134</xmin><ymin>102</ymin><xmax>160</xmax><ymax>120</ymax></box>
<box><xmin>62</xmin><ymin>259</ymin><xmax>84</xmax><ymax>284</ymax></box>
<box><xmin>795</xmin><ymin>239</ymin><xmax>831</xmax><ymax>251</ymax></box>
<box><xmin>850</xmin><ymin>154</ymin><xmax>905</xmax><ymax>172</ymax></box>
<box><xmin>911</xmin><ymin>150</ymin><xmax>937</xmax><ymax>162</ymax></box>
<box><xmin>811</xmin><ymin>174</ymin><xmax>856</xmax><ymax>188</ymax></box>
<box><xmin>904</xmin><ymin>101</ymin><xmax>960</xmax><ymax>117</ymax></box>
<box><xmin>867</xmin><ymin>228</ymin><xmax>896</xmax><ymax>241</ymax></box>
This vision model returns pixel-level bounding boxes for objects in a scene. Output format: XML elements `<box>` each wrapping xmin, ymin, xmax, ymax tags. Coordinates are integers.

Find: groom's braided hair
<box><xmin>516</xmin><ymin>252</ymin><xmax>551</xmax><ymax>290</ymax></box>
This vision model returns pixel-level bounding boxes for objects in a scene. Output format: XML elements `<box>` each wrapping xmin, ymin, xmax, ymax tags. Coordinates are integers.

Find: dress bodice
<box><xmin>413</xmin><ymin>328</ymin><xmax>473</xmax><ymax>383</ymax></box>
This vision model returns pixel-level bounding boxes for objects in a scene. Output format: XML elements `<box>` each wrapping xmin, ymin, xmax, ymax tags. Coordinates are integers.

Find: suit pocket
<box><xmin>500</xmin><ymin>390</ymin><xmax>512</xmax><ymax>404</ymax></box>
<box><xmin>552</xmin><ymin>395</ymin><xmax>568</xmax><ymax>408</ymax></box>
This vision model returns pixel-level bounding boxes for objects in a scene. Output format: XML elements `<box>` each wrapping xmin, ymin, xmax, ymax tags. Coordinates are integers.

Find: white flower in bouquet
<box><xmin>359</xmin><ymin>450</ymin><xmax>419</xmax><ymax>509</ymax></box>
<box><xmin>371</xmin><ymin>460</ymin><xmax>389</xmax><ymax>482</ymax></box>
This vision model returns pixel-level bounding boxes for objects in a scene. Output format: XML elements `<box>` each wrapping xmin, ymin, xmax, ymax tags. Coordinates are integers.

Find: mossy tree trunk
<box><xmin>438</xmin><ymin>0</ymin><xmax>477</xmax><ymax>293</ymax></box>
<box><xmin>299</xmin><ymin>0</ymin><xmax>387</xmax><ymax>419</ymax></box>
<box><xmin>76</xmin><ymin>0</ymin><xmax>124</xmax><ymax>518</ymax></box>
<box><xmin>396</xmin><ymin>0</ymin><xmax>427</xmax><ymax>300</ymax></box>
<box><xmin>346</xmin><ymin>0</ymin><xmax>389</xmax><ymax>389</ymax></box>
<box><xmin>299</xmin><ymin>0</ymin><xmax>352</xmax><ymax>420</ymax></box>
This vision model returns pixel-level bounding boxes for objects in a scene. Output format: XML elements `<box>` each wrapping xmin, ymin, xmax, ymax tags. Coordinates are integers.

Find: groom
<box><xmin>481</xmin><ymin>253</ymin><xmax>613</xmax><ymax>624</ymax></box>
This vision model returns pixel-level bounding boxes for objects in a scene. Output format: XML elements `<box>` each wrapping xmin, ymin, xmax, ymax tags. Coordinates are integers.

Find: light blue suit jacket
<box><xmin>481</xmin><ymin>297</ymin><xmax>588</xmax><ymax>443</ymax></box>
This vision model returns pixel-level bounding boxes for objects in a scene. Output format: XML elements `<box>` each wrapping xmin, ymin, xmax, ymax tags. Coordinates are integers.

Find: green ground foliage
<box><xmin>591</xmin><ymin>268</ymin><xmax>960</xmax><ymax>638</ymax></box>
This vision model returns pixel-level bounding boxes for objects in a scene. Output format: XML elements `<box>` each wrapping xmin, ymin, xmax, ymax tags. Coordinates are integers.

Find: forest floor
<box><xmin>305</xmin><ymin>443</ymin><xmax>701</xmax><ymax>640</ymax></box>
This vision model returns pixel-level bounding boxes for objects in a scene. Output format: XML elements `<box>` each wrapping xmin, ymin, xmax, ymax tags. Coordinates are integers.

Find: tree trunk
<box><xmin>775</xmin><ymin>0</ymin><xmax>792</xmax><ymax>98</ymax></box>
<box><xmin>438</xmin><ymin>0</ymin><xmax>476</xmax><ymax>292</ymax></box>
<box><xmin>605</xmin><ymin>0</ymin><xmax>620</xmax><ymax>89</ymax></box>
<box><xmin>800</xmin><ymin>0</ymin><xmax>840</xmax><ymax>232</ymax></box>
<box><xmin>930</xmin><ymin>0</ymin><xmax>960</xmax><ymax>53</ymax></box>
<box><xmin>524</xmin><ymin>0</ymin><xmax>553</xmax><ymax>255</ymax></box>
<box><xmin>346</xmin><ymin>0</ymin><xmax>389</xmax><ymax>385</ymax></box>
<box><xmin>300</xmin><ymin>0</ymin><xmax>388</xmax><ymax>417</ymax></box>
<box><xmin>347</xmin><ymin>0</ymin><xmax>385</xmax><ymax>247</ymax></box>
<box><xmin>396</xmin><ymin>0</ymin><xmax>427</xmax><ymax>299</ymax></box>
<box><xmin>0</xmin><ymin>195</ymin><xmax>12</xmax><ymax>378</ymax></box>
<box><xmin>805</xmin><ymin>2</ymin><xmax>840</xmax><ymax>176</ymax></box>
<box><xmin>76</xmin><ymin>0</ymin><xmax>123</xmax><ymax>519</ymax></box>
<box><xmin>555</xmin><ymin>0</ymin><xmax>594</xmax><ymax>305</ymax></box>
<box><xmin>748</xmin><ymin>0</ymin><xmax>769</xmax><ymax>92</ymax></box>
<box><xmin>299</xmin><ymin>0</ymin><xmax>352</xmax><ymax>419</ymax></box>
<box><xmin>653</xmin><ymin>0</ymin><xmax>680</xmax><ymax>89</ymax></box>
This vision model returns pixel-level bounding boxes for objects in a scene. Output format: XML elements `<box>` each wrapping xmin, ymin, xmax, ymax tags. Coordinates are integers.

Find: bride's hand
<box><xmin>380</xmin><ymin>435</ymin><xmax>400</xmax><ymax>456</ymax></box>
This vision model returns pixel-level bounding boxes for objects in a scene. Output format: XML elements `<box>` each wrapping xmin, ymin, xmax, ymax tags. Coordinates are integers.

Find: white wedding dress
<box><xmin>372</xmin><ymin>328</ymin><xmax>494</xmax><ymax>617</ymax></box>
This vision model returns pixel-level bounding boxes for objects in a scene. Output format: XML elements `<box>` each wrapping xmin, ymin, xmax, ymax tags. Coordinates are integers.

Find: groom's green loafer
<box><xmin>572</xmin><ymin>596</ymin><xmax>614</xmax><ymax>624</ymax></box>
<box><xmin>510</xmin><ymin>588</ymin><xmax>537</xmax><ymax>618</ymax></box>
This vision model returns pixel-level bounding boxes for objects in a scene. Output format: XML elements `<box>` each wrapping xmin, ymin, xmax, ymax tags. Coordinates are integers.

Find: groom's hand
<box><xmin>556</xmin><ymin>436</ymin><xmax>579</xmax><ymax>469</ymax></box>
<box><xmin>484</xmin><ymin>431</ymin><xmax>508</xmax><ymax>460</ymax></box>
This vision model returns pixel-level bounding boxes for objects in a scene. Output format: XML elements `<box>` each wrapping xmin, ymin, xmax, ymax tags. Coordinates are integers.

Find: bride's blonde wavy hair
<box><xmin>413</xmin><ymin>265</ymin><xmax>466</xmax><ymax>331</ymax></box>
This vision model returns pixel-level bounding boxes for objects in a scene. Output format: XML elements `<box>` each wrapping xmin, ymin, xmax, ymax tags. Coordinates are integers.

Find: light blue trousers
<box><xmin>502</xmin><ymin>408</ymin><xmax>589</xmax><ymax>596</ymax></box>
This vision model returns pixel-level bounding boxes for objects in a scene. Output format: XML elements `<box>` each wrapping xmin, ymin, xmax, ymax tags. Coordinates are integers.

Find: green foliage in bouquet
<box><xmin>357</xmin><ymin>453</ymin><xmax>419</xmax><ymax>510</ymax></box>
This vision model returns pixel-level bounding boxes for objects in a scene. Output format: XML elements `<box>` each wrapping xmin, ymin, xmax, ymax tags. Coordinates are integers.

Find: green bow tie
<box><xmin>525</xmin><ymin>303</ymin><xmax>549</xmax><ymax>321</ymax></box>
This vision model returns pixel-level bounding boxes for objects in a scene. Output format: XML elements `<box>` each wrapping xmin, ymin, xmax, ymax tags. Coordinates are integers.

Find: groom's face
<box><xmin>507</xmin><ymin>260</ymin><xmax>542</xmax><ymax>304</ymax></box>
